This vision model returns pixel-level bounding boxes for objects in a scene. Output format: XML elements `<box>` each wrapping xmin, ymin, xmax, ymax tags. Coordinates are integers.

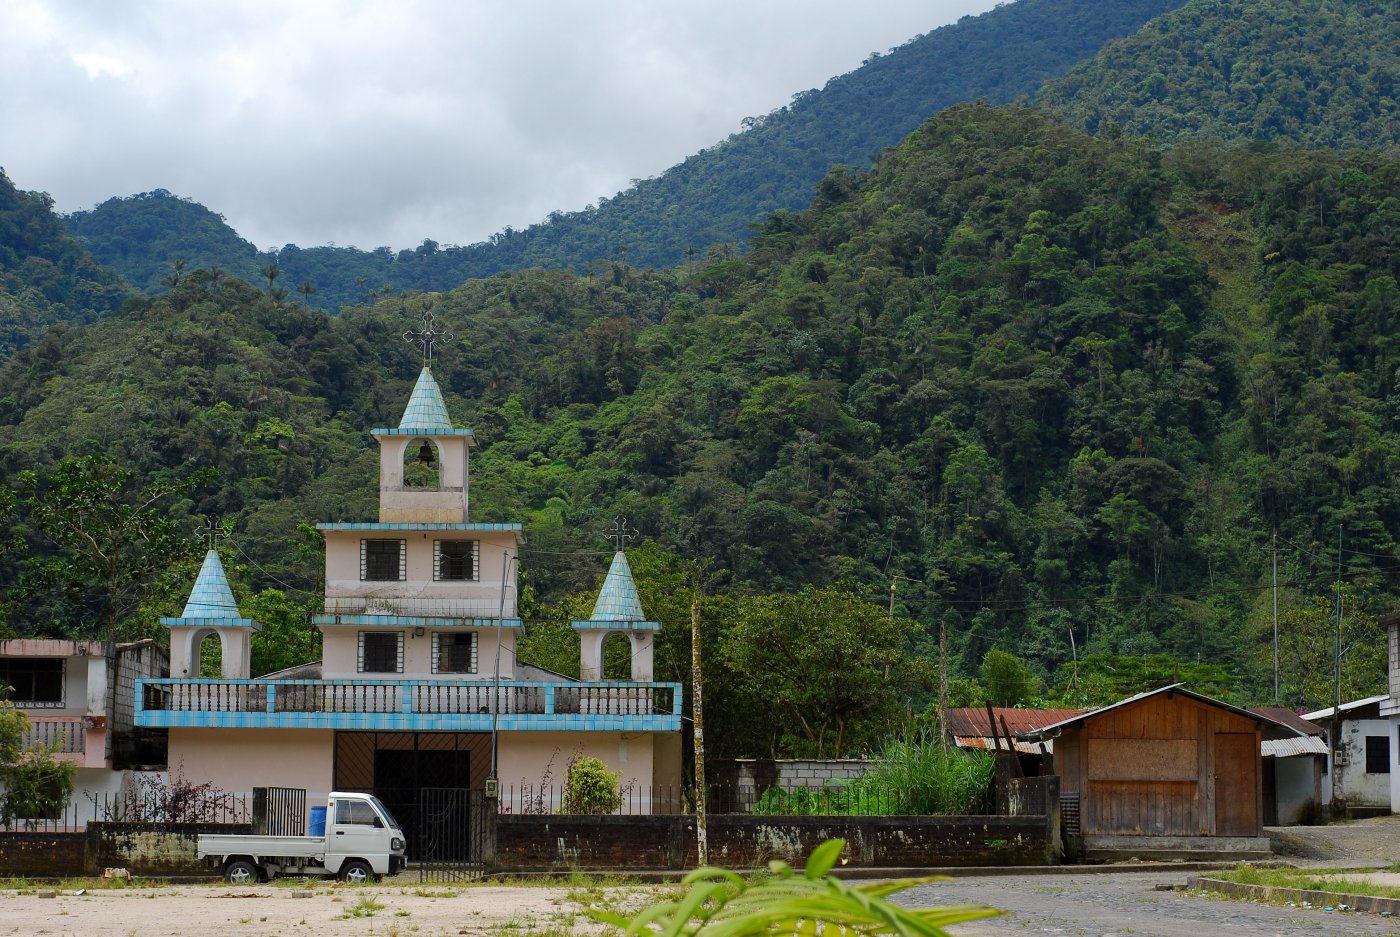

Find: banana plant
<box><xmin>591</xmin><ymin>838</ymin><xmax>999</xmax><ymax>936</ymax></box>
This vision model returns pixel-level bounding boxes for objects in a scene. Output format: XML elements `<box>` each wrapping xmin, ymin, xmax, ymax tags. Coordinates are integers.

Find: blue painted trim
<box><xmin>312</xmin><ymin>615</ymin><xmax>523</xmax><ymax>628</ymax></box>
<box><xmin>133</xmin><ymin>678</ymin><xmax>683</xmax><ymax>734</ymax></box>
<box><xmin>571</xmin><ymin>620</ymin><xmax>661</xmax><ymax>632</ymax></box>
<box><xmin>373</xmin><ymin>428</ymin><xmax>475</xmax><ymax>437</ymax></box>
<box><xmin>160</xmin><ymin>616</ymin><xmax>261</xmax><ymax>629</ymax></box>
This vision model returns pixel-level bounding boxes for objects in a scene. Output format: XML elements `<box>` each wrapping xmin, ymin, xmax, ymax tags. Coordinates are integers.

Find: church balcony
<box><xmin>316</xmin><ymin>597</ymin><xmax>514</xmax><ymax>622</ymax></box>
<box><xmin>132</xmin><ymin>678</ymin><xmax>682</xmax><ymax>732</ymax></box>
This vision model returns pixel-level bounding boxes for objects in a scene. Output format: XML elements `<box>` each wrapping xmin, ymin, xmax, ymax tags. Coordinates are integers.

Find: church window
<box><xmin>432</xmin><ymin>633</ymin><xmax>477</xmax><ymax>674</ymax></box>
<box><xmin>434</xmin><ymin>540</ymin><xmax>479</xmax><ymax>581</ymax></box>
<box><xmin>361</xmin><ymin>539</ymin><xmax>406</xmax><ymax>581</ymax></box>
<box><xmin>358</xmin><ymin>632</ymin><xmax>402</xmax><ymax>674</ymax></box>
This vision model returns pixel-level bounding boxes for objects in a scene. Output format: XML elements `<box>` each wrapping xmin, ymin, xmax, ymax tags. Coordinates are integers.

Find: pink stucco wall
<box><xmin>169</xmin><ymin>728</ymin><xmax>335</xmax><ymax>801</ymax></box>
<box><xmin>321</xmin><ymin>530</ymin><xmax>519</xmax><ymax>616</ymax></box>
<box><xmin>321</xmin><ymin>626</ymin><xmax>517</xmax><ymax>679</ymax></box>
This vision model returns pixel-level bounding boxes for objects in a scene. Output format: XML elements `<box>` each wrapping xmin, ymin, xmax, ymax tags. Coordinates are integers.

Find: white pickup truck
<box><xmin>198</xmin><ymin>792</ymin><xmax>408</xmax><ymax>884</ymax></box>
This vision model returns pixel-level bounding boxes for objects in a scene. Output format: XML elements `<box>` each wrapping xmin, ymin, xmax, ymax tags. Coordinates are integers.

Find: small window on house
<box><xmin>434</xmin><ymin>540</ymin><xmax>479</xmax><ymax>581</ymax></box>
<box><xmin>0</xmin><ymin>658</ymin><xmax>64</xmax><ymax>706</ymax></box>
<box><xmin>1366</xmin><ymin>735</ymin><xmax>1390</xmax><ymax>774</ymax></box>
<box><xmin>361</xmin><ymin>539</ymin><xmax>406</xmax><ymax>581</ymax></box>
<box><xmin>358</xmin><ymin>632</ymin><xmax>403</xmax><ymax>674</ymax></box>
<box><xmin>432</xmin><ymin>633</ymin><xmax>477</xmax><ymax>674</ymax></box>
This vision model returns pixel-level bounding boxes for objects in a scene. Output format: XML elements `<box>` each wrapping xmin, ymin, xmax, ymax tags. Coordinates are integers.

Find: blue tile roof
<box><xmin>590</xmin><ymin>551</ymin><xmax>646</xmax><ymax>621</ymax></box>
<box><xmin>162</xmin><ymin>550</ymin><xmax>260</xmax><ymax>629</ymax></box>
<box><xmin>398</xmin><ymin>367</ymin><xmax>452</xmax><ymax>431</ymax></box>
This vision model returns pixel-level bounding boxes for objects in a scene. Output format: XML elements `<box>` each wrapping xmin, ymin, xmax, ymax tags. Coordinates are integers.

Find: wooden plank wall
<box><xmin>1056</xmin><ymin>693</ymin><xmax>1260</xmax><ymax>836</ymax></box>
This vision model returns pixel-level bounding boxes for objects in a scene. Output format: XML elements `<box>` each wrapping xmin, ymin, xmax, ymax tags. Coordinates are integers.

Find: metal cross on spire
<box><xmin>197</xmin><ymin>517</ymin><xmax>230</xmax><ymax>552</ymax></box>
<box><xmin>604</xmin><ymin>517</ymin><xmax>639</xmax><ymax>552</ymax></box>
<box><xmin>403</xmin><ymin>308</ymin><xmax>454</xmax><ymax>368</ymax></box>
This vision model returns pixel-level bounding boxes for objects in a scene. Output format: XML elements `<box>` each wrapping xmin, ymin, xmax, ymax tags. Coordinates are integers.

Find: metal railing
<box><xmin>0</xmin><ymin>790</ymin><xmax>250</xmax><ymax>832</ymax></box>
<box><xmin>138</xmin><ymin>678</ymin><xmax>681</xmax><ymax>720</ymax></box>
<box><xmin>495</xmin><ymin>781</ymin><xmax>998</xmax><ymax>817</ymax></box>
<box><xmin>22</xmin><ymin>717</ymin><xmax>86</xmax><ymax>754</ymax></box>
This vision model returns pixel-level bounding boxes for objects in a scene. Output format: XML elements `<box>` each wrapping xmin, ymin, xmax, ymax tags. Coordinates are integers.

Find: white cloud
<box><xmin>1</xmin><ymin>0</ymin><xmax>1000</xmax><ymax>250</ymax></box>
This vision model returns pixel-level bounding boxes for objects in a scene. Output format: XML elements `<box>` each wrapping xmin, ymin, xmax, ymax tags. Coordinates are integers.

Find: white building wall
<box><xmin>1324</xmin><ymin>717</ymin><xmax>1392</xmax><ymax>810</ymax></box>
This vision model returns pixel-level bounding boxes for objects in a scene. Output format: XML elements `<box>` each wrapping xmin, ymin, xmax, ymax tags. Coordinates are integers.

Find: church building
<box><xmin>135</xmin><ymin>360</ymin><xmax>682</xmax><ymax>844</ymax></box>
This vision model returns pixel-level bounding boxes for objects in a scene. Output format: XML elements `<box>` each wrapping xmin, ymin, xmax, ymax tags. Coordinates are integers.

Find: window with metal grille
<box><xmin>1366</xmin><ymin>735</ymin><xmax>1391</xmax><ymax>774</ymax></box>
<box><xmin>434</xmin><ymin>540</ymin><xmax>479</xmax><ymax>581</ymax></box>
<box><xmin>432</xmin><ymin>632</ymin><xmax>477</xmax><ymax>674</ymax></box>
<box><xmin>0</xmin><ymin>658</ymin><xmax>64</xmax><ymax>706</ymax></box>
<box><xmin>361</xmin><ymin>539</ymin><xmax>406</xmax><ymax>581</ymax></box>
<box><xmin>358</xmin><ymin>632</ymin><xmax>402</xmax><ymax>674</ymax></box>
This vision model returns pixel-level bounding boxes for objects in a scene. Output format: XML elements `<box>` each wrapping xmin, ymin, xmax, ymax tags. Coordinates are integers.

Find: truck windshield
<box><xmin>368</xmin><ymin>795</ymin><xmax>402</xmax><ymax>831</ymax></box>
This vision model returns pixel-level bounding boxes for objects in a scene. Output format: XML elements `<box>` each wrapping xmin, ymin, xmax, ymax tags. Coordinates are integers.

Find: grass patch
<box><xmin>1211</xmin><ymin>866</ymin><xmax>1400</xmax><ymax>901</ymax></box>
<box><xmin>339</xmin><ymin>895</ymin><xmax>387</xmax><ymax>918</ymax></box>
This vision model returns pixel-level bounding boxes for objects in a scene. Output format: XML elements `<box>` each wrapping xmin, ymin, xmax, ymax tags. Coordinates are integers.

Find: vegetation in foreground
<box><xmin>1208</xmin><ymin>865</ymin><xmax>1400</xmax><ymax>902</ymax></box>
<box><xmin>592</xmin><ymin>839</ymin><xmax>998</xmax><ymax>936</ymax></box>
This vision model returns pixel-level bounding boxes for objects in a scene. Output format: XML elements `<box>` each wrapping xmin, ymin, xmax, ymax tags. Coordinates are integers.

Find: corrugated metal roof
<box><xmin>1249</xmin><ymin>707</ymin><xmax>1326</xmax><ymax>737</ymax></box>
<box><xmin>953</xmin><ymin>736</ymin><xmax>1051</xmax><ymax>755</ymax></box>
<box><xmin>1302</xmin><ymin>695</ymin><xmax>1389</xmax><ymax>721</ymax></box>
<box><xmin>944</xmin><ymin>707</ymin><xmax>1084</xmax><ymax>738</ymax></box>
<box><xmin>1023</xmin><ymin>685</ymin><xmax>1303</xmax><ymax>742</ymax></box>
<box><xmin>1262</xmin><ymin>736</ymin><xmax>1329</xmax><ymax>758</ymax></box>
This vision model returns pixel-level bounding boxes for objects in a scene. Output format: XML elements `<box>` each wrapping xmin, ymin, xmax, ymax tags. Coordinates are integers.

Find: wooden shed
<box><xmin>1023</xmin><ymin>685</ymin><xmax>1298</xmax><ymax>861</ymax></box>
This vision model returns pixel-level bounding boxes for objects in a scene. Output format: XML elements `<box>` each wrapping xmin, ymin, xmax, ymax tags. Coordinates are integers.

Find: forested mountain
<box><xmin>57</xmin><ymin>0</ymin><xmax>1185</xmax><ymax>313</ymax></box>
<box><xmin>0</xmin><ymin>169</ymin><xmax>131</xmax><ymax>357</ymax></box>
<box><xmin>4</xmin><ymin>106</ymin><xmax>1398</xmax><ymax>721</ymax></box>
<box><xmin>66</xmin><ymin>190</ymin><xmax>263</xmax><ymax>293</ymax></box>
<box><xmin>1038</xmin><ymin>0</ymin><xmax>1400</xmax><ymax>147</ymax></box>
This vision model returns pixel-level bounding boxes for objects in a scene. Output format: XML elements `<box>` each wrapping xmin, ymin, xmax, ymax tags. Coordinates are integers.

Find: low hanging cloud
<box><xmin>2</xmin><ymin>0</ymin><xmax>998</xmax><ymax>251</ymax></box>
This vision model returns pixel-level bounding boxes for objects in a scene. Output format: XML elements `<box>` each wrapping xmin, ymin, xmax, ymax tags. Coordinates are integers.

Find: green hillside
<box><xmin>66</xmin><ymin>190</ymin><xmax>264</xmax><ymax>293</ymax></box>
<box><xmin>4</xmin><ymin>105</ymin><xmax>1397</xmax><ymax>716</ymax></box>
<box><xmin>0</xmin><ymin>169</ymin><xmax>131</xmax><ymax>356</ymax></box>
<box><xmin>60</xmin><ymin>0</ymin><xmax>1186</xmax><ymax>312</ymax></box>
<box><xmin>1039</xmin><ymin>0</ymin><xmax>1400</xmax><ymax>147</ymax></box>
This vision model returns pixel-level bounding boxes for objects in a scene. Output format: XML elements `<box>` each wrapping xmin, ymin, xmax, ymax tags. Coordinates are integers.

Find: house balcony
<box><xmin>133</xmin><ymin>678</ymin><xmax>683</xmax><ymax>732</ymax></box>
<box><xmin>23</xmin><ymin>716</ymin><xmax>86</xmax><ymax>754</ymax></box>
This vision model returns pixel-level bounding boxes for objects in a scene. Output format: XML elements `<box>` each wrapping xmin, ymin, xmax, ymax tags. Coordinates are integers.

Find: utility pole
<box><xmin>938</xmin><ymin>619</ymin><xmax>949</xmax><ymax>745</ymax></box>
<box><xmin>1272</xmin><ymin>529</ymin><xmax>1279</xmax><ymax>705</ymax></box>
<box><xmin>690</xmin><ymin>568</ymin><xmax>708</xmax><ymax>868</ymax></box>
<box><xmin>1332</xmin><ymin>525</ymin><xmax>1343</xmax><ymax>815</ymax></box>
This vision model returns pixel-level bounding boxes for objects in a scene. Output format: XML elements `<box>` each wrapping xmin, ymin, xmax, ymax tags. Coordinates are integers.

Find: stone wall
<box><xmin>0</xmin><ymin>822</ymin><xmax>251</xmax><ymax>878</ymax></box>
<box><xmin>496</xmin><ymin>813</ymin><xmax>1053</xmax><ymax>871</ymax></box>
<box><xmin>0</xmin><ymin>832</ymin><xmax>87</xmax><ymax>877</ymax></box>
<box><xmin>86</xmin><ymin>822</ymin><xmax>252</xmax><ymax>876</ymax></box>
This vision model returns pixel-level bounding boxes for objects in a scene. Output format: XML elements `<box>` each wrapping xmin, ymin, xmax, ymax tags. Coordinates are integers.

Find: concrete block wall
<box><xmin>496</xmin><ymin>813</ymin><xmax>1053</xmax><ymax>871</ymax></box>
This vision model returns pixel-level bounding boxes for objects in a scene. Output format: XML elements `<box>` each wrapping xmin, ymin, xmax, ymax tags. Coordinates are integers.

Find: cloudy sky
<box><xmin>3</xmin><ymin>0</ymin><xmax>1001</xmax><ymax>251</ymax></box>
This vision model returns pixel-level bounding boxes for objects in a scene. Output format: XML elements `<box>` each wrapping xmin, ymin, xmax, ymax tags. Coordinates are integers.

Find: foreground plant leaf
<box><xmin>591</xmin><ymin>838</ymin><xmax>999</xmax><ymax>936</ymax></box>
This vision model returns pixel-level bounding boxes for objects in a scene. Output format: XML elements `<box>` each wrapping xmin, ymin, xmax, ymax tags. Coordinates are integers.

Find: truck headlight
<box><xmin>392</xmin><ymin>837</ymin><xmax>405</xmax><ymax>852</ymax></box>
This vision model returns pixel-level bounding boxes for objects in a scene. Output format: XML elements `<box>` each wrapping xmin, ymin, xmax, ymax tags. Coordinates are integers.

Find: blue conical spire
<box><xmin>399</xmin><ymin>367</ymin><xmax>452</xmax><ymax>431</ymax></box>
<box><xmin>160</xmin><ymin>549</ymin><xmax>259</xmax><ymax>629</ymax></box>
<box><xmin>181</xmin><ymin>550</ymin><xmax>241</xmax><ymax>618</ymax></box>
<box><xmin>591</xmin><ymin>552</ymin><xmax>646</xmax><ymax>621</ymax></box>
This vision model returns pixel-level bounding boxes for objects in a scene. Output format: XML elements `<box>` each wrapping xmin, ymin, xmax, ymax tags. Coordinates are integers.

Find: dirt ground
<box><xmin>8</xmin><ymin>818</ymin><xmax>1400</xmax><ymax>937</ymax></box>
<box><xmin>0</xmin><ymin>877</ymin><xmax>653</xmax><ymax>937</ymax></box>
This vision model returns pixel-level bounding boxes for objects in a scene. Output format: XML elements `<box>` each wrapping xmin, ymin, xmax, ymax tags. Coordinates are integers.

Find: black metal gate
<box><xmin>417</xmin><ymin>787</ymin><xmax>486</xmax><ymax>882</ymax></box>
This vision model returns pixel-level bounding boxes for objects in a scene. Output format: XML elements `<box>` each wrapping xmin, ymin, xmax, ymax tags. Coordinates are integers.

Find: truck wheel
<box><xmin>224</xmin><ymin>860</ymin><xmax>259</xmax><ymax>885</ymax></box>
<box><xmin>340</xmin><ymin>859</ymin><xmax>374</xmax><ymax>884</ymax></box>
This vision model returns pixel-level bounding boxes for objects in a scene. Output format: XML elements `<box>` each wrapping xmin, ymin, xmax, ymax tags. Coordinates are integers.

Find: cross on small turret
<box><xmin>604</xmin><ymin>517</ymin><xmax>639</xmax><ymax>551</ymax></box>
<box><xmin>403</xmin><ymin>308</ymin><xmax>454</xmax><ymax>368</ymax></box>
<box><xmin>197</xmin><ymin>517</ymin><xmax>230</xmax><ymax>551</ymax></box>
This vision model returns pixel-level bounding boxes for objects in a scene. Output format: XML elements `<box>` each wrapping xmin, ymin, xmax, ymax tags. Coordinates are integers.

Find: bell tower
<box><xmin>376</xmin><ymin>311</ymin><xmax>475</xmax><ymax>523</ymax></box>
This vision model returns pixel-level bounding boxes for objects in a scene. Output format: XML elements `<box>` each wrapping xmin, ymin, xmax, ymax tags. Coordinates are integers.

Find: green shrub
<box><xmin>559</xmin><ymin>755</ymin><xmax>623</xmax><ymax>815</ymax></box>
